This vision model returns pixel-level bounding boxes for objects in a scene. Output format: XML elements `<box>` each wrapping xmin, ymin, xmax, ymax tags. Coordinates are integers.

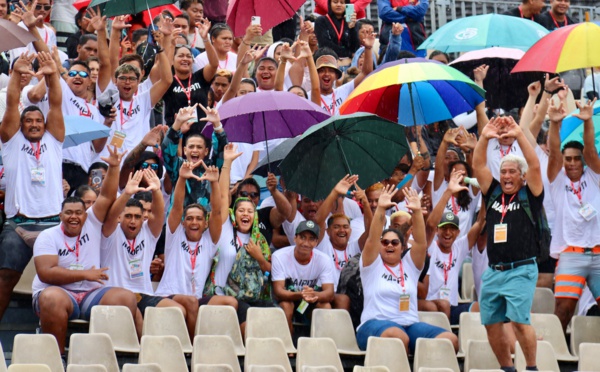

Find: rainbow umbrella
<box><xmin>339</xmin><ymin>62</ymin><xmax>485</xmax><ymax>125</ymax></box>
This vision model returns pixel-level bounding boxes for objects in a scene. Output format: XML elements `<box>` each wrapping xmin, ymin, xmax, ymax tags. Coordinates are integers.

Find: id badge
<box><xmin>297</xmin><ymin>299</ymin><xmax>309</xmax><ymax>314</ymax></box>
<box><xmin>128</xmin><ymin>259</ymin><xmax>143</xmax><ymax>279</ymax></box>
<box><xmin>439</xmin><ymin>286</ymin><xmax>451</xmax><ymax>300</ymax></box>
<box><xmin>69</xmin><ymin>263</ymin><xmax>84</xmax><ymax>271</ymax></box>
<box><xmin>110</xmin><ymin>131</ymin><xmax>127</xmax><ymax>148</ymax></box>
<box><xmin>579</xmin><ymin>203</ymin><xmax>598</xmax><ymax>221</ymax></box>
<box><xmin>399</xmin><ymin>294</ymin><xmax>410</xmax><ymax>312</ymax></box>
<box><xmin>31</xmin><ymin>167</ymin><xmax>45</xmax><ymax>185</ymax></box>
<box><xmin>494</xmin><ymin>223</ymin><xmax>508</xmax><ymax>243</ymax></box>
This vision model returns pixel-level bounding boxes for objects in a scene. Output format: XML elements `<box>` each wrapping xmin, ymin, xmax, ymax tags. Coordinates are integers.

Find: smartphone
<box><xmin>251</xmin><ymin>16</ymin><xmax>261</xmax><ymax>26</ymax></box>
<box><xmin>147</xmin><ymin>24</ymin><xmax>159</xmax><ymax>45</ymax></box>
<box><xmin>91</xmin><ymin>170</ymin><xmax>103</xmax><ymax>187</ymax></box>
<box><xmin>345</xmin><ymin>4</ymin><xmax>355</xmax><ymax>22</ymax></box>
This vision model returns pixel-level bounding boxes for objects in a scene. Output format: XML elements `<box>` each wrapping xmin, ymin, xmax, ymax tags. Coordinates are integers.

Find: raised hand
<box><xmin>198</xmin><ymin>104</ymin><xmax>221</xmax><ymax>126</ymax></box>
<box><xmin>481</xmin><ymin>117</ymin><xmax>501</xmax><ymax>140</ymax></box>
<box><xmin>36</xmin><ymin>51</ymin><xmax>57</xmax><ymax>77</ymax></box>
<box><xmin>8</xmin><ymin>4</ymin><xmax>23</xmax><ymax>24</ymax></box>
<box><xmin>240</xmin><ymin>48</ymin><xmax>256</xmax><ymax>65</ymax></box>
<box><xmin>443</xmin><ymin>127</ymin><xmax>460</xmax><ymax>145</ymax></box>
<box><xmin>143</xmin><ymin>168</ymin><xmax>162</xmax><ymax>191</ymax></box>
<box><xmin>410</xmin><ymin>154</ymin><xmax>426</xmax><ymax>172</ymax></box>
<box><xmin>362</xmin><ymin>31</ymin><xmax>375</xmax><ymax>49</ymax></box>
<box><xmin>244</xmin><ymin>23</ymin><xmax>263</xmax><ymax>40</ymax></box>
<box><xmin>173</xmin><ymin>104</ymin><xmax>197</xmax><ymax>132</ymax></box>
<box><xmin>197</xmin><ymin>18</ymin><xmax>211</xmax><ymax>40</ymax></box>
<box><xmin>573</xmin><ymin>98</ymin><xmax>596</xmax><ymax>122</ymax></box>
<box><xmin>198</xmin><ymin>163</ymin><xmax>219</xmax><ymax>182</ymax></box>
<box><xmin>500</xmin><ymin>116</ymin><xmax>522</xmax><ymax>139</ymax></box>
<box><xmin>101</xmin><ymin>145</ymin><xmax>127</xmax><ymax>167</ymax></box>
<box><xmin>279</xmin><ymin>42</ymin><xmax>297</xmax><ymax>63</ymax></box>
<box><xmin>13</xmin><ymin>52</ymin><xmax>36</xmax><ymax>76</ymax></box>
<box><xmin>391</xmin><ymin>22</ymin><xmax>404</xmax><ymax>36</ymax></box>
<box><xmin>253</xmin><ymin>44</ymin><xmax>268</xmax><ymax>62</ymax></box>
<box><xmin>547</xmin><ymin>98</ymin><xmax>567</xmax><ymax>123</ymax></box>
<box><xmin>21</xmin><ymin>0</ymin><xmax>42</xmax><ymax>28</ymax></box>
<box><xmin>297</xmin><ymin>40</ymin><xmax>312</xmax><ymax>59</ymax></box>
<box><xmin>352</xmin><ymin>182</ymin><xmax>367</xmax><ymax>204</ymax></box>
<box><xmin>378</xmin><ymin>184</ymin><xmax>398</xmax><ymax>210</ymax></box>
<box><xmin>266</xmin><ymin>172</ymin><xmax>278</xmax><ymax>193</ymax></box>
<box><xmin>334</xmin><ymin>174</ymin><xmax>359</xmax><ymax>196</ymax></box>
<box><xmin>402</xmin><ymin>187</ymin><xmax>421</xmax><ymax>211</ymax></box>
<box><xmin>473</xmin><ymin>64</ymin><xmax>489</xmax><ymax>83</ymax></box>
<box><xmin>179</xmin><ymin>160</ymin><xmax>203</xmax><ymax>181</ymax></box>
<box><xmin>123</xmin><ymin>170</ymin><xmax>145</xmax><ymax>195</ymax></box>
<box><xmin>447</xmin><ymin>169</ymin><xmax>468</xmax><ymax>194</ymax></box>
<box><xmin>86</xmin><ymin>7</ymin><xmax>106</xmax><ymax>32</ymax></box>
<box><xmin>159</xmin><ymin>14</ymin><xmax>174</xmax><ymax>36</ymax></box>
<box><xmin>111</xmin><ymin>15</ymin><xmax>131</xmax><ymax>31</ymax></box>
<box><xmin>528</xmin><ymin>81</ymin><xmax>541</xmax><ymax>98</ymax></box>
<box><xmin>224</xmin><ymin>143</ymin><xmax>243</xmax><ymax>162</ymax></box>
<box><xmin>347</xmin><ymin>12</ymin><xmax>357</xmax><ymax>28</ymax></box>
<box><xmin>544</xmin><ymin>73</ymin><xmax>565</xmax><ymax>93</ymax></box>
<box><xmin>460</xmin><ymin>132</ymin><xmax>477</xmax><ymax>153</ymax></box>
<box><xmin>141</xmin><ymin>125</ymin><xmax>167</xmax><ymax>148</ymax></box>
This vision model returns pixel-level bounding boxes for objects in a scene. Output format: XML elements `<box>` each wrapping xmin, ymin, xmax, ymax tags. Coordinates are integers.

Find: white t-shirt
<box><xmin>271</xmin><ymin>245</ymin><xmax>335</xmax><ymax>291</ymax></box>
<box><xmin>549</xmin><ymin>169</ymin><xmax>600</xmax><ymax>258</ymax></box>
<box><xmin>316</xmin><ymin>238</ymin><xmax>361</xmax><ymax>290</ymax></box>
<box><xmin>486</xmin><ymin>138</ymin><xmax>524</xmax><ymax>180</ymax></box>
<box><xmin>425</xmin><ymin>236</ymin><xmax>470</xmax><ymax>306</ymax></box>
<box><xmin>432</xmin><ymin>185</ymin><xmax>480</xmax><ymax>239</ymax></box>
<box><xmin>308</xmin><ymin>80</ymin><xmax>355</xmax><ymax>116</ymax></box>
<box><xmin>98</xmin><ymin>79</ymin><xmax>153</xmax><ymax>96</ymax></box>
<box><xmin>100</xmin><ymin>222</ymin><xmax>160</xmax><ymax>295</ymax></box>
<box><xmin>32</xmin><ymin>209</ymin><xmax>103</xmax><ymax>295</ymax></box>
<box><xmin>359</xmin><ymin>252</ymin><xmax>422</xmax><ymax>329</ymax></box>
<box><xmin>471</xmin><ymin>244</ymin><xmax>488</xmax><ymax>298</ymax></box>
<box><xmin>2</xmin><ymin>131</ymin><xmax>63</xmax><ymax>218</ymax></box>
<box><xmin>9</xmin><ymin>24</ymin><xmax>57</xmax><ymax>64</ymax></box>
<box><xmin>155</xmin><ymin>224</ymin><xmax>217</xmax><ymax>298</ymax></box>
<box><xmin>0</xmin><ymin>85</ymin><xmax>34</xmax><ymax>121</ymax></box>
<box><xmin>230</xmin><ymin>142</ymin><xmax>261</xmax><ymax>184</ymax></box>
<box><xmin>535</xmin><ymin>145</ymin><xmax>555</xmax><ymax>229</ymax></box>
<box><xmin>194</xmin><ymin>51</ymin><xmax>237</xmax><ymax>73</ymax></box>
<box><xmin>213</xmin><ymin>218</ymin><xmax>250</xmax><ymax>295</ymax></box>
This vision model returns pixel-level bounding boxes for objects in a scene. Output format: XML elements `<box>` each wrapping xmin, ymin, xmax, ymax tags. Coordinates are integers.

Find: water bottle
<box><xmin>463</xmin><ymin>177</ymin><xmax>480</xmax><ymax>188</ymax></box>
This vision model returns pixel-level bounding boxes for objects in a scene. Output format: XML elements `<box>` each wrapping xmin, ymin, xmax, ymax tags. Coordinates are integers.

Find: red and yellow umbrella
<box><xmin>512</xmin><ymin>22</ymin><xmax>600</xmax><ymax>73</ymax></box>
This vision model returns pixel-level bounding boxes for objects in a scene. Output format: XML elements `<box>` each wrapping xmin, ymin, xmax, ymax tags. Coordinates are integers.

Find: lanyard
<box><xmin>549</xmin><ymin>12</ymin><xmax>566</xmax><ymax>28</ymax></box>
<box><xmin>80</xmin><ymin>101</ymin><xmax>92</xmax><ymax>117</ymax></box>
<box><xmin>188</xmin><ymin>240</ymin><xmax>200</xmax><ymax>276</ymax></box>
<box><xmin>0</xmin><ymin>168</ymin><xmax>4</xmax><ymax>179</ymax></box>
<box><xmin>518</xmin><ymin>5</ymin><xmax>534</xmax><ymax>20</ymax></box>
<box><xmin>218</xmin><ymin>54</ymin><xmax>229</xmax><ymax>70</ymax></box>
<box><xmin>325</xmin><ymin>14</ymin><xmax>345</xmax><ymax>44</ymax></box>
<box><xmin>191</xmin><ymin>31</ymin><xmax>198</xmax><ymax>48</ymax></box>
<box><xmin>333</xmin><ymin>248</ymin><xmax>348</xmax><ymax>271</ymax></box>
<box><xmin>174</xmin><ymin>75</ymin><xmax>192</xmax><ymax>105</ymax></box>
<box><xmin>450</xmin><ymin>196</ymin><xmax>459</xmax><ymax>215</ymax></box>
<box><xmin>321</xmin><ymin>91</ymin><xmax>336</xmax><ymax>115</ymax></box>
<box><xmin>126</xmin><ymin>238</ymin><xmax>136</xmax><ymax>255</ymax></box>
<box><xmin>500</xmin><ymin>193</ymin><xmax>517</xmax><ymax>223</ymax></box>
<box><xmin>383</xmin><ymin>261</ymin><xmax>406</xmax><ymax>292</ymax></box>
<box><xmin>61</xmin><ymin>225</ymin><xmax>81</xmax><ymax>263</ymax></box>
<box><xmin>442</xmin><ymin>248</ymin><xmax>453</xmax><ymax>285</ymax></box>
<box><xmin>570</xmin><ymin>180</ymin><xmax>583</xmax><ymax>206</ymax></box>
<box><xmin>499</xmin><ymin>144</ymin><xmax>510</xmax><ymax>158</ymax></box>
<box><xmin>235</xmin><ymin>235</ymin><xmax>244</xmax><ymax>252</ymax></box>
<box><xmin>42</xmin><ymin>28</ymin><xmax>48</xmax><ymax>44</ymax></box>
<box><xmin>119</xmin><ymin>99</ymin><xmax>135</xmax><ymax>130</ymax></box>
<box><xmin>30</xmin><ymin>141</ymin><xmax>41</xmax><ymax>163</ymax></box>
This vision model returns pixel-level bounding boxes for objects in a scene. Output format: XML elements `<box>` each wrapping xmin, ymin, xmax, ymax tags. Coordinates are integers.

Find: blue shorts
<box><xmin>33</xmin><ymin>286</ymin><xmax>112</xmax><ymax>320</ymax></box>
<box><xmin>356</xmin><ymin>319</ymin><xmax>447</xmax><ymax>352</ymax></box>
<box><xmin>555</xmin><ymin>251</ymin><xmax>600</xmax><ymax>300</ymax></box>
<box><xmin>450</xmin><ymin>302</ymin><xmax>473</xmax><ymax>325</ymax></box>
<box><xmin>479</xmin><ymin>263</ymin><xmax>537</xmax><ymax>325</ymax></box>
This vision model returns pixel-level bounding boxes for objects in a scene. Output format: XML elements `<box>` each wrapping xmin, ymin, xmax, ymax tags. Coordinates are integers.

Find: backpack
<box><xmin>486</xmin><ymin>184</ymin><xmax>551</xmax><ymax>263</ymax></box>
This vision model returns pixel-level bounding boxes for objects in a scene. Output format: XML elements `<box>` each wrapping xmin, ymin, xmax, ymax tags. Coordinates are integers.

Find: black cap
<box><xmin>295</xmin><ymin>220</ymin><xmax>320</xmax><ymax>237</ymax></box>
<box><xmin>438</xmin><ymin>212</ymin><xmax>459</xmax><ymax>229</ymax></box>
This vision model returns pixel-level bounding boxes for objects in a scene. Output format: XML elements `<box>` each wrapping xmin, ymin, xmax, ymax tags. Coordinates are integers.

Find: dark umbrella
<box><xmin>279</xmin><ymin>113</ymin><xmax>411</xmax><ymax>201</ymax></box>
<box><xmin>88</xmin><ymin>0</ymin><xmax>177</xmax><ymax>17</ymax></box>
<box><xmin>252</xmin><ymin>136</ymin><xmax>301</xmax><ymax>177</ymax></box>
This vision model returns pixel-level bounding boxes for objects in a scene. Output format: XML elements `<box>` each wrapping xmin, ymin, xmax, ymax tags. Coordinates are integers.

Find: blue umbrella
<box><xmin>64</xmin><ymin>115</ymin><xmax>111</xmax><ymax>149</ymax></box>
<box><xmin>560</xmin><ymin>101</ymin><xmax>600</xmax><ymax>150</ymax></box>
<box><xmin>418</xmin><ymin>14</ymin><xmax>549</xmax><ymax>53</ymax></box>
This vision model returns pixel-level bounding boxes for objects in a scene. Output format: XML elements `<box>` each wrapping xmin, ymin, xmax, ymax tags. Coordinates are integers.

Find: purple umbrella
<box><xmin>203</xmin><ymin>90</ymin><xmax>330</xmax><ymax>172</ymax></box>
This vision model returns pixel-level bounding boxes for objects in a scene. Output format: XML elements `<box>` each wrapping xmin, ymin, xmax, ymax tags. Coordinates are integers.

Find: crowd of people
<box><xmin>0</xmin><ymin>0</ymin><xmax>597</xmax><ymax>370</ymax></box>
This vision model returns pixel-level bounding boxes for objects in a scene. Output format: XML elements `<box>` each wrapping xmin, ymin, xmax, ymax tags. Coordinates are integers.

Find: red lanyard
<box><xmin>174</xmin><ymin>75</ymin><xmax>192</xmax><ymax>105</ymax></box>
<box><xmin>0</xmin><ymin>168</ymin><xmax>4</xmax><ymax>179</ymax></box>
<box><xmin>321</xmin><ymin>91</ymin><xmax>336</xmax><ymax>115</ymax></box>
<box><xmin>235</xmin><ymin>236</ymin><xmax>244</xmax><ymax>251</ymax></box>
<box><xmin>80</xmin><ymin>101</ymin><xmax>92</xmax><ymax>117</ymax></box>
<box><xmin>499</xmin><ymin>144</ymin><xmax>510</xmax><ymax>158</ymax></box>
<box><xmin>61</xmin><ymin>225</ymin><xmax>81</xmax><ymax>263</ymax></box>
<box><xmin>218</xmin><ymin>54</ymin><xmax>229</xmax><ymax>70</ymax></box>
<box><xmin>570</xmin><ymin>180</ymin><xmax>583</xmax><ymax>206</ymax></box>
<box><xmin>333</xmin><ymin>248</ymin><xmax>348</xmax><ymax>270</ymax></box>
<box><xmin>500</xmin><ymin>193</ymin><xmax>517</xmax><ymax>223</ymax></box>
<box><xmin>518</xmin><ymin>5</ymin><xmax>534</xmax><ymax>20</ymax></box>
<box><xmin>188</xmin><ymin>240</ymin><xmax>200</xmax><ymax>275</ymax></box>
<box><xmin>119</xmin><ymin>99</ymin><xmax>135</xmax><ymax>130</ymax></box>
<box><xmin>42</xmin><ymin>28</ymin><xmax>48</xmax><ymax>44</ymax></box>
<box><xmin>549</xmin><ymin>12</ymin><xmax>566</xmax><ymax>28</ymax></box>
<box><xmin>383</xmin><ymin>261</ymin><xmax>406</xmax><ymax>292</ymax></box>
<box><xmin>29</xmin><ymin>141</ymin><xmax>41</xmax><ymax>162</ymax></box>
<box><xmin>126</xmin><ymin>238</ymin><xmax>136</xmax><ymax>254</ymax></box>
<box><xmin>442</xmin><ymin>249</ymin><xmax>453</xmax><ymax>285</ymax></box>
<box><xmin>450</xmin><ymin>196</ymin><xmax>459</xmax><ymax>215</ymax></box>
<box><xmin>326</xmin><ymin>15</ymin><xmax>345</xmax><ymax>44</ymax></box>
<box><xmin>191</xmin><ymin>31</ymin><xmax>198</xmax><ymax>48</ymax></box>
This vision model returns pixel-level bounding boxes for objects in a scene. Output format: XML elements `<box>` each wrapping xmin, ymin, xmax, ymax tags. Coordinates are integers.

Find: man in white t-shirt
<box><xmin>0</xmin><ymin>51</ymin><xmax>65</xmax><ymax>323</ymax></box>
<box><xmin>9</xmin><ymin>0</ymin><xmax>57</xmax><ymax>64</ymax></box>
<box><xmin>272</xmin><ymin>220</ymin><xmax>335</xmax><ymax>334</ymax></box>
<box><xmin>424</xmin><ymin>171</ymin><xmax>485</xmax><ymax>324</ymax></box>
<box><xmin>547</xmin><ymin>99</ymin><xmax>600</xmax><ymax>332</ymax></box>
<box><xmin>32</xmin><ymin>146</ymin><xmax>139</xmax><ymax>355</ymax></box>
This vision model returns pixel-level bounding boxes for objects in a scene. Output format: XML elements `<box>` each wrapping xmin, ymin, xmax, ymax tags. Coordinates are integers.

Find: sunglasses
<box><xmin>117</xmin><ymin>76</ymin><xmax>138</xmax><ymax>82</ymax></box>
<box><xmin>239</xmin><ymin>191</ymin><xmax>260</xmax><ymax>199</ymax></box>
<box><xmin>35</xmin><ymin>4</ymin><xmax>52</xmax><ymax>11</ymax></box>
<box><xmin>380</xmin><ymin>239</ymin><xmax>401</xmax><ymax>247</ymax></box>
<box><xmin>68</xmin><ymin>70</ymin><xmax>89</xmax><ymax>78</ymax></box>
<box><xmin>141</xmin><ymin>162</ymin><xmax>159</xmax><ymax>171</ymax></box>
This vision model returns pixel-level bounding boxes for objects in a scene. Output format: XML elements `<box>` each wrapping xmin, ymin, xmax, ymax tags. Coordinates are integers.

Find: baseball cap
<box><xmin>315</xmin><ymin>55</ymin><xmax>343</xmax><ymax>79</ymax></box>
<box><xmin>295</xmin><ymin>220</ymin><xmax>320</xmax><ymax>237</ymax></box>
<box><xmin>438</xmin><ymin>212</ymin><xmax>459</xmax><ymax>229</ymax></box>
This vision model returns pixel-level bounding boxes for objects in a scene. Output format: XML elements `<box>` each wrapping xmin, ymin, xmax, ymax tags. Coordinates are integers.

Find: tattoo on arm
<box><xmin>123</xmin><ymin>143</ymin><xmax>146</xmax><ymax>169</ymax></box>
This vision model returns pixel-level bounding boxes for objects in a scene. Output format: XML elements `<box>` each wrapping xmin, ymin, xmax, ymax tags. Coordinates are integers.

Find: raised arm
<box><xmin>404</xmin><ymin>187</ymin><xmax>426</xmax><ymax>270</ymax></box>
<box><xmin>547</xmin><ymin>99</ymin><xmax>567</xmax><ymax>183</ymax></box>
<box><xmin>426</xmin><ymin>170</ymin><xmax>468</xmax><ymax>247</ymax></box>
<box><xmin>93</xmin><ymin>146</ymin><xmax>126</xmax><ymax>222</ymax></box>
<box><xmin>266</xmin><ymin>173</ymin><xmax>293</xmax><ymax>228</ymax></box>
<box><xmin>0</xmin><ymin>53</ymin><xmax>34</xmax><ymax>142</ymax></box>
<box><xmin>274</xmin><ymin>42</ymin><xmax>296</xmax><ymax>91</ymax></box>
<box><xmin>198</xmin><ymin>19</ymin><xmax>218</xmax><ymax>82</ymax></box>
<box><xmin>201</xmin><ymin>163</ymin><xmax>222</xmax><ymax>243</ymax></box>
<box><xmin>503</xmin><ymin>116</ymin><xmax>543</xmax><ymax>196</ymax></box>
<box><xmin>353</xmin><ymin>183</ymin><xmax>373</xmax><ymax>250</ymax></box>
<box><xmin>579</xmin><ymin>98</ymin><xmax>600</xmax><ymax>172</ymax></box>
<box><xmin>38</xmin><ymin>51</ymin><xmax>64</xmax><ymax>142</ymax></box>
<box><xmin>109</xmin><ymin>16</ymin><xmax>131</xmax><ymax>84</ymax></box>
<box><xmin>300</xmin><ymin>41</ymin><xmax>321</xmax><ymax>106</ymax></box>
<box><xmin>434</xmin><ymin>128</ymin><xmax>459</xmax><ymax>191</ymax></box>
<box><xmin>102</xmin><ymin>170</ymin><xmax>145</xmax><ymax>237</ymax></box>
<box><xmin>222</xmin><ymin>49</ymin><xmax>255</xmax><ymax>104</ymax></box>
<box><xmin>219</xmin><ymin>143</ymin><xmax>243</xmax><ymax>224</ymax></box>
<box><xmin>362</xmin><ymin>185</ymin><xmax>398</xmax><ymax>267</ymax></box>
<box><xmin>119</xmin><ymin>125</ymin><xmax>167</xmax><ymax>189</ymax></box>
<box><xmin>314</xmin><ymin>175</ymin><xmax>359</xmax><ymax>244</ymax></box>
<box><xmin>89</xmin><ymin>7</ymin><xmax>111</xmax><ymax>93</ymax></box>
<box><xmin>22</xmin><ymin>0</ymin><xmax>50</xmax><ymax>54</ymax></box>
<box><xmin>351</xmin><ymin>31</ymin><xmax>374</xmax><ymax>88</ymax></box>
<box><xmin>473</xmin><ymin>117</ymin><xmax>500</xmax><ymax>195</ymax></box>
<box><xmin>149</xmin><ymin>16</ymin><xmax>174</xmax><ymax>106</ymax></box>
<box><xmin>144</xmin><ymin>169</ymin><xmax>166</xmax><ymax>237</ymax></box>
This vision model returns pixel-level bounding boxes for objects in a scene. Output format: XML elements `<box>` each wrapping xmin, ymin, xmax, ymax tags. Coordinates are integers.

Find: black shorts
<box><xmin>167</xmin><ymin>294</ymin><xmax>213</xmax><ymax>307</ymax></box>
<box><xmin>136</xmin><ymin>293</ymin><xmax>167</xmax><ymax>314</ymax></box>
<box><xmin>0</xmin><ymin>218</ymin><xmax>59</xmax><ymax>272</ymax></box>
<box><xmin>237</xmin><ymin>299</ymin><xmax>274</xmax><ymax>324</ymax></box>
<box><xmin>537</xmin><ymin>257</ymin><xmax>558</xmax><ymax>274</ymax></box>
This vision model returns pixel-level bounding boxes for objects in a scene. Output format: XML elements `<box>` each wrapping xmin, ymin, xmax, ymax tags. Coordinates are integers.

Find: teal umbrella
<box><xmin>418</xmin><ymin>14</ymin><xmax>549</xmax><ymax>53</ymax></box>
<box><xmin>560</xmin><ymin>102</ymin><xmax>600</xmax><ymax>151</ymax></box>
<box><xmin>279</xmin><ymin>113</ymin><xmax>410</xmax><ymax>201</ymax></box>
<box><xmin>89</xmin><ymin>0</ymin><xmax>176</xmax><ymax>18</ymax></box>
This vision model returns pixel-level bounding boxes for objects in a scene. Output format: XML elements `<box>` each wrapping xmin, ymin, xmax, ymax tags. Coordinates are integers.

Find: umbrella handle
<box><xmin>336</xmin><ymin>135</ymin><xmax>352</xmax><ymax>176</ymax></box>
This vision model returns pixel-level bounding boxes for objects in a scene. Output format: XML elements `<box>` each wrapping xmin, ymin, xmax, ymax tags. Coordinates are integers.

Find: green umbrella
<box><xmin>89</xmin><ymin>0</ymin><xmax>175</xmax><ymax>18</ymax></box>
<box><xmin>279</xmin><ymin>113</ymin><xmax>410</xmax><ymax>201</ymax></box>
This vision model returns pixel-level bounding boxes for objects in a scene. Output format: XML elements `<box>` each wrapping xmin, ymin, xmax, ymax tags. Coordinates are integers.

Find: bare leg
<box><xmin>38</xmin><ymin>287</ymin><xmax>74</xmax><ymax>354</ymax></box>
<box><xmin>278</xmin><ymin>300</ymin><xmax>295</xmax><ymax>335</ymax></box>
<box><xmin>418</xmin><ymin>299</ymin><xmax>438</xmax><ymax>312</ymax></box>
<box><xmin>536</xmin><ymin>273</ymin><xmax>554</xmax><ymax>290</ymax></box>
<box><xmin>163</xmin><ymin>296</ymin><xmax>195</xmax><ymax>341</ymax></box>
<box><xmin>0</xmin><ymin>269</ymin><xmax>21</xmax><ymax>321</ymax></box>
<box><xmin>380</xmin><ymin>326</ymin><xmax>409</xmax><ymax>354</ymax></box>
<box><xmin>555</xmin><ymin>297</ymin><xmax>577</xmax><ymax>332</ymax></box>
<box><xmin>333</xmin><ymin>294</ymin><xmax>350</xmax><ymax>311</ymax></box>
<box><xmin>435</xmin><ymin>331</ymin><xmax>458</xmax><ymax>351</ymax></box>
<box><xmin>485</xmin><ymin>322</ymin><xmax>513</xmax><ymax>367</ymax></box>
<box><xmin>432</xmin><ymin>299</ymin><xmax>451</xmax><ymax>319</ymax></box>
<box><xmin>512</xmin><ymin>322</ymin><xmax>538</xmax><ymax>367</ymax></box>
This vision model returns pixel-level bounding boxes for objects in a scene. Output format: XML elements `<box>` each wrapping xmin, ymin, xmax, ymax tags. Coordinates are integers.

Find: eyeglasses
<box><xmin>117</xmin><ymin>76</ymin><xmax>138</xmax><ymax>82</ymax></box>
<box><xmin>141</xmin><ymin>162</ymin><xmax>159</xmax><ymax>171</ymax></box>
<box><xmin>380</xmin><ymin>239</ymin><xmax>401</xmax><ymax>247</ymax></box>
<box><xmin>239</xmin><ymin>191</ymin><xmax>260</xmax><ymax>199</ymax></box>
<box><xmin>68</xmin><ymin>70</ymin><xmax>89</xmax><ymax>78</ymax></box>
<box><xmin>35</xmin><ymin>4</ymin><xmax>52</xmax><ymax>11</ymax></box>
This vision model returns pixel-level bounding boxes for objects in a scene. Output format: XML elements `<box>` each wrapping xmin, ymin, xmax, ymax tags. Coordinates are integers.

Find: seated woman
<box><xmin>356</xmin><ymin>185</ymin><xmax>458</xmax><ymax>353</ymax></box>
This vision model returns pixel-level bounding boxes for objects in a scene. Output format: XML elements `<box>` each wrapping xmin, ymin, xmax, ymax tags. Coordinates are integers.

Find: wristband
<box><xmin>213</xmin><ymin>124</ymin><xmax>223</xmax><ymax>131</ymax></box>
<box><xmin>396</xmin><ymin>173</ymin><xmax>414</xmax><ymax>189</ymax></box>
<box><xmin>544</xmin><ymin>88</ymin><xmax>554</xmax><ymax>94</ymax></box>
<box><xmin>242</xmin><ymin>39</ymin><xmax>251</xmax><ymax>46</ymax></box>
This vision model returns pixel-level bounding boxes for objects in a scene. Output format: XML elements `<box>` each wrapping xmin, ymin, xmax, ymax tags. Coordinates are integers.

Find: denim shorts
<box><xmin>479</xmin><ymin>263</ymin><xmax>537</xmax><ymax>325</ymax></box>
<box><xmin>356</xmin><ymin>319</ymin><xmax>447</xmax><ymax>352</ymax></box>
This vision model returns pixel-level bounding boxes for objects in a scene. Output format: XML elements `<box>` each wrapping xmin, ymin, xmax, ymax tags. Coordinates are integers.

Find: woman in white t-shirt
<box><xmin>356</xmin><ymin>185</ymin><xmax>458</xmax><ymax>353</ymax></box>
<box><xmin>195</xmin><ymin>23</ymin><xmax>238</xmax><ymax>73</ymax></box>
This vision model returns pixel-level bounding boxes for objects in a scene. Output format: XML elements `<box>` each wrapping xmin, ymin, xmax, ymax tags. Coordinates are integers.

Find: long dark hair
<box><xmin>449</xmin><ymin>160</ymin><xmax>473</xmax><ymax>210</ymax></box>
